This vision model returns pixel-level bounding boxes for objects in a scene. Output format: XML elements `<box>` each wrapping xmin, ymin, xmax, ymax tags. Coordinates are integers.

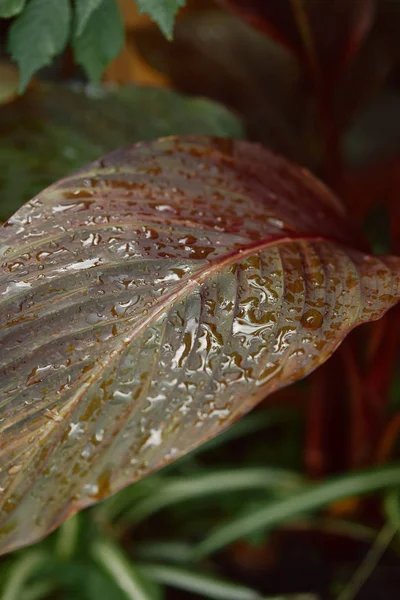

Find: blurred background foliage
<box><xmin>1</xmin><ymin>0</ymin><xmax>400</xmax><ymax>598</ymax></box>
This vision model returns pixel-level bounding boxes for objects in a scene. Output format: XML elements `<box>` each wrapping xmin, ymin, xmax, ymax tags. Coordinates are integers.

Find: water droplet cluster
<box><xmin>0</xmin><ymin>137</ymin><xmax>399</xmax><ymax>554</ymax></box>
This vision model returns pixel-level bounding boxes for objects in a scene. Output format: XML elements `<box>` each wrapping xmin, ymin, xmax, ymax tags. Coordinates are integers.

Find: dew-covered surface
<box><xmin>0</xmin><ymin>136</ymin><xmax>399</xmax><ymax>555</ymax></box>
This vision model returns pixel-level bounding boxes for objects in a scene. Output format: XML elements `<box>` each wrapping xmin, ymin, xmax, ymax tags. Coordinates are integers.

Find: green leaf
<box><xmin>1</xmin><ymin>551</ymin><xmax>48</xmax><ymax>600</ymax></box>
<box><xmin>123</xmin><ymin>468</ymin><xmax>301</xmax><ymax>524</ymax></box>
<box><xmin>0</xmin><ymin>0</ymin><xmax>26</xmax><ymax>17</ymax></box>
<box><xmin>92</xmin><ymin>539</ymin><xmax>154</xmax><ymax>600</ymax></box>
<box><xmin>73</xmin><ymin>0</ymin><xmax>124</xmax><ymax>83</ymax></box>
<box><xmin>137</xmin><ymin>563</ymin><xmax>262</xmax><ymax>600</ymax></box>
<box><xmin>135</xmin><ymin>0</ymin><xmax>186</xmax><ymax>40</ymax></box>
<box><xmin>0</xmin><ymin>82</ymin><xmax>244</xmax><ymax>221</ymax></box>
<box><xmin>74</xmin><ymin>0</ymin><xmax>105</xmax><ymax>37</ymax></box>
<box><xmin>55</xmin><ymin>515</ymin><xmax>80</xmax><ymax>560</ymax></box>
<box><xmin>192</xmin><ymin>464</ymin><xmax>400</xmax><ymax>559</ymax></box>
<box><xmin>7</xmin><ymin>0</ymin><xmax>71</xmax><ymax>92</ymax></box>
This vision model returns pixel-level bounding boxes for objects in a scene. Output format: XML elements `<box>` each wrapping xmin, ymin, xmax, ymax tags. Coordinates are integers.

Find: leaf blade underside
<box><xmin>0</xmin><ymin>136</ymin><xmax>399</xmax><ymax>555</ymax></box>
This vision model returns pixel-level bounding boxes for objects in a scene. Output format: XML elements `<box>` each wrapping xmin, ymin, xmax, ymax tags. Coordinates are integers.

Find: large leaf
<box><xmin>132</xmin><ymin>10</ymin><xmax>312</xmax><ymax>162</ymax></box>
<box><xmin>0</xmin><ymin>136</ymin><xmax>399</xmax><ymax>556</ymax></box>
<box><xmin>133</xmin><ymin>2</ymin><xmax>400</xmax><ymax>168</ymax></box>
<box><xmin>217</xmin><ymin>0</ymin><xmax>375</xmax><ymax>82</ymax></box>
<box><xmin>0</xmin><ymin>82</ymin><xmax>244</xmax><ymax>221</ymax></box>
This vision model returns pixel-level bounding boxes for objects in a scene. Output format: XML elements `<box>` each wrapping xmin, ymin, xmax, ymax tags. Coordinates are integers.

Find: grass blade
<box><xmin>124</xmin><ymin>468</ymin><xmax>302</xmax><ymax>524</ymax></box>
<box><xmin>192</xmin><ymin>464</ymin><xmax>400</xmax><ymax>559</ymax></box>
<box><xmin>92</xmin><ymin>539</ymin><xmax>153</xmax><ymax>600</ymax></box>
<box><xmin>384</xmin><ymin>488</ymin><xmax>400</xmax><ymax>532</ymax></box>
<box><xmin>56</xmin><ymin>514</ymin><xmax>79</xmax><ymax>560</ymax></box>
<box><xmin>136</xmin><ymin>541</ymin><xmax>194</xmax><ymax>564</ymax></box>
<box><xmin>336</xmin><ymin>523</ymin><xmax>396</xmax><ymax>600</ymax></box>
<box><xmin>1</xmin><ymin>551</ymin><xmax>47</xmax><ymax>600</ymax></box>
<box><xmin>20</xmin><ymin>581</ymin><xmax>57</xmax><ymax>600</ymax></box>
<box><xmin>138</xmin><ymin>562</ymin><xmax>262</xmax><ymax>600</ymax></box>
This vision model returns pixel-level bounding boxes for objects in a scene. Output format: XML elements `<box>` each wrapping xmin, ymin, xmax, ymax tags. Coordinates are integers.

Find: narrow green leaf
<box><xmin>2</xmin><ymin>551</ymin><xmax>48</xmax><ymax>600</ymax></box>
<box><xmin>0</xmin><ymin>0</ymin><xmax>26</xmax><ymax>17</ymax></box>
<box><xmin>137</xmin><ymin>541</ymin><xmax>193</xmax><ymax>564</ymax></box>
<box><xmin>20</xmin><ymin>582</ymin><xmax>57</xmax><ymax>600</ymax></box>
<box><xmin>135</xmin><ymin>0</ymin><xmax>186</xmax><ymax>40</ymax></box>
<box><xmin>336</xmin><ymin>523</ymin><xmax>396</xmax><ymax>600</ymax></box>
<box><xmin>124</xmin><ymin>468</ymin><xmax>302</xmax><ymax>524</ymax></box>
<box><xmin>85</xmin><ymin>567</ymin><xmax>141</xmax><ymax>600</ymax></box>
<box><xmin>138</xmin><ymin>563</ymin><xmax>261</xmax><ymax>600</ymax></box>
<box><xmin>56</xmin><ymin>515</ymin><xmax>79</xmax><ymax>560</ymax></box>
<box><xmin>384</xmin><ymin>489</ymin><xmax>400</xmax><ymax>532</ymax></box>
<box><xmin>7</xmin><ymin>0</ymin><xmax>71</xmax><ymax>92</ymax></box>
<box><xmin>92</xmin><ymin>539</ymin><xmax>153</xmax><ymax>600</ymax></box>
<box><xmin>192</xmin><ymin>465</ymin><xmax>400</xmax><ymax>559</ymax></box>
<box><xmin>73</xmin><ymin>0</ymin><xmax>124</xmax><ymax>83</ymax></box>
<box><xmin>74</xmin><ymin>0</ymin><xmax>104</xmax><ymax>37</ymax></box>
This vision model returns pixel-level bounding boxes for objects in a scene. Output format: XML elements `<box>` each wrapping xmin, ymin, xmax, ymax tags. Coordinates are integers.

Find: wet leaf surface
<box><xmin>0</xmin><ymin>82</ymin><xmax>244</xmax><ymax>221</ymax></box>
<box><xmin>0</xmin><ymin>136</ymin><xmax>399</xmax><ymax>555</ymax></box>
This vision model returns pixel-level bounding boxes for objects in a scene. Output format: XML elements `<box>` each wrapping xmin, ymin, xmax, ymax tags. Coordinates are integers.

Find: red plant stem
<box><xmin>340</xmin><ymin>343</ymin><xmax>368</xmax><ymax>467</ymax></box>
<box><xmin>365</xmin><ymin>308</ymin><xmax>400</xmax><ymax>418</ymax></box>
<box><xmin>375</xmin><ymin>412</ymin><xmax>400</xmax><ymax>464</ymax></box>
<box><xmin>305</xmin><ymin>368</ymin><xmax>326</xmax><ymax>478</ymax></box>
<box><xmin>290</xmin><ymin>0</ymin><xmax>344</xmax><ymax>195</ymax></box>
<box><xmin>316</xmin><ymin>90</ymin><xmax>344</xmax><ymax>196</ymax></box>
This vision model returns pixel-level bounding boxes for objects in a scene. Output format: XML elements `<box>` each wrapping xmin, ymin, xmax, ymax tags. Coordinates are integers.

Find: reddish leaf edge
<box><xmin>1</xmin><ymin>136</ymin><xmax>400</xmax><ymax>556</ymax></box>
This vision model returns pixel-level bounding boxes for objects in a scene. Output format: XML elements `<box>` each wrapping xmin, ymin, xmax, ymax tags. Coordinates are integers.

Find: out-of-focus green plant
<box><xmin>0</xmin><ymin>0</ymin><xmax>186</xmax><ymax>91</ymax></box>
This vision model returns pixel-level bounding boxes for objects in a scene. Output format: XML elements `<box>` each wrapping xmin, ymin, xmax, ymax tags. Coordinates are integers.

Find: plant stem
<box><xmin>290</xmin><ymin>0</ymin><xmax>344</xmax><ymax>194</ymax></box>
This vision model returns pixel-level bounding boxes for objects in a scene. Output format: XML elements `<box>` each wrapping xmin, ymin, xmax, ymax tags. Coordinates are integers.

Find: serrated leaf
<box><xmin>0</xmin><ymin>0</ymin><xmax>26</xmax><ymax>18</ymax></box>
<box><xmin>0</xmin><ymin>136</ymin><xmax>399</xmax><ymax>556</ymax></box>
<box><xmin>74</xmin><ymin>0</ymin><xmax>105</xmax><ymax>37</ymax></box>
<box><xmin>0</xmin><ymin>82</ymin><xmax>244</xmax><ymax>221</ymax></box>
<box><xmin>7</xmin><ymin>0</ymin><xmax>71</xmax><ymax>92</ymax></box>
<box><xmin>72</xmin><ymin>0</ymin><xmax>124</xmax><ymax>83</ymax></box>
<box><xmin>135</xmin><ymin>0</ymin><xmax>186</xmax><ymax>40</ymax></box>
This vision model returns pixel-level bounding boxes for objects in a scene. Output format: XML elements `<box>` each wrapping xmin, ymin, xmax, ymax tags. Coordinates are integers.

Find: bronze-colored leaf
<box><xmin>217</xmin><ymin>0</ymin><xmax>375</xmax><ymax>82</ymax></box>
<box><xmin>0</xmin><ymin>81</ymin><xmax>244</xmax><ymax>221</ymax></box>
<box><xmin>1</xmin><ymin>136</ymin><xmax>399</xmax><ymax>555</ymax></box>
<box><xmin>132</xmin><ymin>10</ymin><xmax>315</xmax><ymax>163</ymax></box>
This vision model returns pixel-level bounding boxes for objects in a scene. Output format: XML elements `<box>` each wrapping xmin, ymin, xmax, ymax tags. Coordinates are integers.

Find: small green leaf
<box><xmin>135</xmin><ymin>0</ymin><xmax>186</xmax><ymax>40</ymax></box>
<box><xmin>72</xmin><ymin>0</ymin><xmax>124</xmax><ymax>83</ymax></box>
<box><xmin>0</xmin><ymin>0</ymin><xmax>26</xmax><ymax>18</ymax></box>
<box><xmin>7</xmin><ymin>0</ymin><xmax>71</xmax><ymax>92</ymax></box>
<box><xmin>74</xmin><ymin>0</ymin><xmax>104</xmax><ymax>37</ymax></box>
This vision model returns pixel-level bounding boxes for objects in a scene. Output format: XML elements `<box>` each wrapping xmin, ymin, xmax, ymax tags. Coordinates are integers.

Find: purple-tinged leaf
<box><xmin>0</xmin><ymin>136</ymin><xmax>399</xmax><ymax>555</ymax></box>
